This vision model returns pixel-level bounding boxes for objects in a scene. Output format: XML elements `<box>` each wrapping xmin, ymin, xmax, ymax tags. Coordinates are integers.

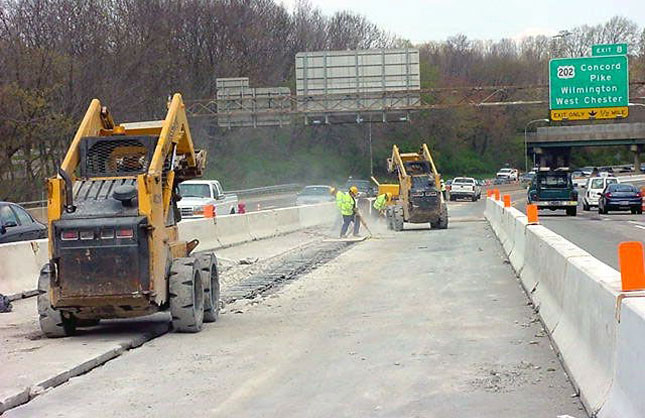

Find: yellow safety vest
<box><xmin>336</xmin><ymin>191</ymin><xmax>355</xmax><ymax>216</ymax></box>
<box><xmin>373</xmin><ymin>194</ymin><xmax>387</xmax><ymax>210</ymax></box>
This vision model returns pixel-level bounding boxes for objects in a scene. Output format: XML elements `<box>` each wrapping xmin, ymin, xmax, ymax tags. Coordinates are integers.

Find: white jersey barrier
<box><xmin>0</xmin><ymin>239</ymin><xmax>49</xmax><ymax>300</ymax></box>
<box><xmin>0</xmin><ymin>203</ymin><xmax>338</xmax><ymax>300</ymax></box>
<box><xmin>601</xmin><ymin>298</ymin><xmax>645</xmax><ymax>418</ymax></box>
<box><xmin>485</xmin><ymin>198</ymin><xmax>644</xmax><ymax>418</ymax></box>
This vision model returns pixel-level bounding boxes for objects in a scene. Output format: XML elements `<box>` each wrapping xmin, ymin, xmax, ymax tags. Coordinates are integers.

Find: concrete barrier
<box><xmin>246</xmin><ymin>210</ymin><xmax>279</xmax><ymax>240</ymax></box>
<box><xmin>553</xmin><ymin>256</ymin><xmax>621</xmax><ymax>414</ymax></box>
<box><xmin>507</xmin><ymin>212</ymin><xmax>528</xmax><ymax>274</ymax></box>
<box><xmin>1</xmin><ymin>203</ymin><xmax>338</xmax><ymax>299</ymax></box>
<box><xmin>298</xmin><ymin>203</ymin><xmax>338</xmax><ymax>229</ymax></box>
<box><xmin>212</xmin><ymin>214</ymin><xmax>254</xmax><ymax>248</ymax></box>
<box><xmin>274</xmin><ymin>207</ymin><xmax>301</xmax><ymax>235</ymax></box>
<box><xmin>178</xmin><ymin>218</ymin><xmax>222</xmax><ymax>250</ymax></box>
<box><xmin>485</xmin><ymin>195</ymin><xmax>645</xmax><ymax>418</ymax></box>
<box><xmin>601</xmin><ymin>299</ymin><xmax>645</xmax><ymax>418</ymax></box>
<box><xmin>0</xmin><ymin>239</ymin><xmax>48</xmax><ymax>299</ymax></box>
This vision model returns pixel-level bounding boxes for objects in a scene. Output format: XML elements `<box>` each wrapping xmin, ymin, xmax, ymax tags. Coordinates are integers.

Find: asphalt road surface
<box><xmin>242</xmin><ymin>192</ymin><xmax>297</xmax><ymax>212</ymax></box>
<box><xmin>510</xmin><ymin>180</ymin><xmax>645</xmax><ymax>269</ymax></box>
<box><xmin>6</xmin><ymin>200</ymin><xmax>586</xmax><ymax>418</ymax></box>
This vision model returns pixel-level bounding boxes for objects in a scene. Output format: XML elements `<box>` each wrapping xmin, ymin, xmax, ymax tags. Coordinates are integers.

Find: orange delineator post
<box><xmin>204</xmin><ymin>204</ymin><xmax>215</xmax><ymax>218</ymax></box>
<box><xmin>494</xmin><ymin>189</ymin><xmax>500</xmax><ymax>201</ymax></box>
<box><xmin>503</xmin><ymin>194</ymin><xmax>511</xmax><ymax>208</ymax></box>
<box><xmin>527</xmin><ymin>204</ymin><xmax>539</xmax><ymax>224</ymax></box>
<box><xmin>618</xmin><ymin>241</ymin><xmax>645</xmax><ymax>292</ymax></box>
<box><xmin>487</xmin><ymin>189</ymin><xmax>493</xmax><ymax>198</ymax></box>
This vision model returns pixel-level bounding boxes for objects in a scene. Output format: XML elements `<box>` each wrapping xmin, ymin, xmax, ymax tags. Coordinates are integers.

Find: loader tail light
<box><xmin>116</xmin><ymin>228</ymin><xmax>134</xmax><ymax>239</ymax></box>
<box><xmin>61</xmin><ymin>230</ymin><xmax>79</xmax><ymax>241</ymax></box>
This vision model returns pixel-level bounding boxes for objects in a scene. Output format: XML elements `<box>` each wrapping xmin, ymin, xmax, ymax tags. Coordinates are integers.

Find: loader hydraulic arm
<box><xmin>421</xmin><ymin>144</ymin><xmax>442</xmax><ymax>190</ymax></box>
<box><xmin>389</xmin><ymin>145</ymin><xmax>408</xmax><ymax>185</ymax></box>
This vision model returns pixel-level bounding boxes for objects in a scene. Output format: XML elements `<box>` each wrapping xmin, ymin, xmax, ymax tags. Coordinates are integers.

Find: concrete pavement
<box><xmin>0</xmin><ymin>228</ymin><xmax>334</xmax><ymax>414</ymax></box>
<box><xmin>5</xmin><ymin>200</ymin><xmax>586</xmax><ymax>418</ymax></box>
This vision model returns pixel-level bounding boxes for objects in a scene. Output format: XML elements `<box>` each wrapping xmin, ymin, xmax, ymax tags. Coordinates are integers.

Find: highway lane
<box><xmin>242</xmin><ymin>192</ymin><xmax>297</xmax><ymax>212</ymax></box>
<box><xmin>509</xmin><ymin>180</ymin><xmax>645</xmax><ymax>270</ymax></box>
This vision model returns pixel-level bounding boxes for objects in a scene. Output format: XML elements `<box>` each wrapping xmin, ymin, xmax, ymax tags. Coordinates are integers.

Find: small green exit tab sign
<box><xmin>592</xmin><ymin>43</ymin><xmax>628</xmax><ymax>56</ymax></box>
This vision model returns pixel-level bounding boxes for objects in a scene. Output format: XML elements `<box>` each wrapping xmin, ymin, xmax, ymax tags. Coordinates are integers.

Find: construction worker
<box><xmin>373</xmin><ymin>192</ymin><xmax>391</xmax><ymax>214</ymax></box>
<box><xmin>330</xmin><ymin>186</ymin><xmax>360</xmax><ymax>237</ymax></box>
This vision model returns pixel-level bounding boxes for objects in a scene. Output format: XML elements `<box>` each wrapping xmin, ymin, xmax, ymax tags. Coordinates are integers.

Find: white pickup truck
<box><xmin>496</xmin><ymin>168</ymin><xmax>519</xmax><ymax>182</ymax></box>
<box><xmin>177</xmin><ymin>180</ymin><xmax>238</xmax><ymax>219</ymax></box>
<box><xmin>449</xmin><ymin>177</ymin><xmax>481</xmax><ymax>201</ymax></box>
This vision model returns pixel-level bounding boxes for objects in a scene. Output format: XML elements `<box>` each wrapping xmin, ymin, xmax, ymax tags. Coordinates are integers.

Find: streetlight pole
<box><xmin>524</xmin><ymin>118</ymin><xmax>550</xmax><ymax>172</ymax></box>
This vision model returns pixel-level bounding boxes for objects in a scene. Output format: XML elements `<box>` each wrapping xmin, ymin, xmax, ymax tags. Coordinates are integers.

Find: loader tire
<box><xmin>38</xmin><ymin>264</ymin><xmax>76</xmax><ymax>338</ymax></box>
<box><xmin>437</xmin><ymin>203</ymin><xmax>449</xmax><ymax>229</ymax></box>
<box><xmin>169</xmin><ymin>257</ymin><xmax>205</xmax><ymax>333</ymax></box>
<box><xmin>197</xmin><ymin>253</ymin><xmax>220</xmax><ymax>323</ymax></box>
<box><xmin>393</xmin><ymin>206</ymin><xmax>404</xmax><ymax>231</ymax></box>
<box><xmin>76</xmin><ymin>319</ymin><xmax>100</xmax><ymax>327</ymax></box>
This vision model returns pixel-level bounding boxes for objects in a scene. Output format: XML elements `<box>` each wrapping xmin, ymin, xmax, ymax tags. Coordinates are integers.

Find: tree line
<box><xmin>1</xmin><ymin>0</ymin><xmax>644</xmax><ymax>201</ymax></box>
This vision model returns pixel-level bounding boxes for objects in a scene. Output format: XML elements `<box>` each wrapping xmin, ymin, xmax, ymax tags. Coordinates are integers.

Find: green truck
<box><xmin>527</xmin><ymin>169</ymin><xmax>578</xmax><ymax>216</ymax></box>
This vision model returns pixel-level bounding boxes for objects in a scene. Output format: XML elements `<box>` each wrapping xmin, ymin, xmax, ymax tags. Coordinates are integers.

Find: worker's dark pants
<box><xmin>340</xmin><ymin>214</ymin><xmax>360</xmax><ymax>237</ymax></box>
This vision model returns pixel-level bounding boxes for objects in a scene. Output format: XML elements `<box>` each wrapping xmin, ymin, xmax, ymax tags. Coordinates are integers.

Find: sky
<box><xmin>280</xmin><ymin>0</ymin><xmax>645</xmax><ymax>43</ymax></box>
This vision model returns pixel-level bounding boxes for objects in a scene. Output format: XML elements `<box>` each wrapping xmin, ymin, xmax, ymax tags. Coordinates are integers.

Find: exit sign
<box><xmin>592</xmin><ymin>43</ymin><xmax>628</xmax><ymax>56</ymax></box>
<box><xmin>549</xmin><ymin>55</ymin><xmax>629</xmax><ymax>111</ymax></box>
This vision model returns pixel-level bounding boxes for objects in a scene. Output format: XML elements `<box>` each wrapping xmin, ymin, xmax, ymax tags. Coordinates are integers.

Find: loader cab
<box><xmin>404</xmin><ymin>161</ymin><xmax>430</xmax><ymax>176</ymax></box>
<box><xmin>80</xmin><ymin>135</ymin><xmax>158</xmax><ymax>178</ymax></box>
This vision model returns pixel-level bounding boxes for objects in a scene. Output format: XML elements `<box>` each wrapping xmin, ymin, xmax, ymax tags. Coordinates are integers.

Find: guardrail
<box><xmin>227</xmin><ymin>183</ymin><xmax>301</xmax><ymax>197</ymax></box>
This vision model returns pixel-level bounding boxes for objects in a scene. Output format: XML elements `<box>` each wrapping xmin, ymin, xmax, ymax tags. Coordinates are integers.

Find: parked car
<box><xmin>344</xmin><ymin>179</ymin><xmax>376</xmax><ymax>197</ymax></box>
<box><xmin>177</xmin><ymin>180</ymin><xmax>238</xmax><ymax>219</ymax></box>
<box><xmin>296</xmin><ymin>185</ymin><xmax>335</xmax><ymax>206</ymax></box>
<box><xmin>598</xmin><ymin>183</ymin><xmax>643</xmax><ymax>214</ymax></box>
<box><xmin>582</xmin><ymin>176</ymin><xmax>619</xmax><ymax>211</ymax></box>
<box><xmin>527</xmin><ymin>169</ymin><xmax>578</xmax><ymax>216</ymax></box>
<box><xmin>496</xmin><ymin>167</ymin><xmax>519</xmax><ymax>182</ymax></box>
<box><xmin>0</xmin><ymin>201</ymin><xmax>47</xmax><ymax>244</ymax></box>
<box><xmin>449</xmin><ymin>177</ymin><xmax>481</xmax><ymax>201</ymax></box>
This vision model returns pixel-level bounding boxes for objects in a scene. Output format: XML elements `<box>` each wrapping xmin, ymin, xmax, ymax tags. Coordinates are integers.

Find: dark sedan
<box><xmin>0</xmin><ymin>202</ymin><xmax>47</xmax><ymax>243</ymax></box>
<box><xmin>598</xmin><ymin>184</ymin><xmax>643</xmax><ymax>214</ymax></box>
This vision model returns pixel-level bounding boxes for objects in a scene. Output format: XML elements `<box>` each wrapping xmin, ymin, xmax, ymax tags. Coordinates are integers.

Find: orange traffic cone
<box><xmin>618</xmin><ymin>241</ymin><xmax>645</xmax><ymax>291</ymax></box>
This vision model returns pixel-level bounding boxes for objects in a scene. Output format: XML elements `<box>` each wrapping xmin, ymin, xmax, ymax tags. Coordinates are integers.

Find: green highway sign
<box><xmin>549</xmin><ymin>55</ymin><xmax>629</xmax><ymax>111</ymax></box>
<box><xmin>592</xmin><ymin>43</ymin><xmax>628</xmax><ymax>56</ymax></box>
